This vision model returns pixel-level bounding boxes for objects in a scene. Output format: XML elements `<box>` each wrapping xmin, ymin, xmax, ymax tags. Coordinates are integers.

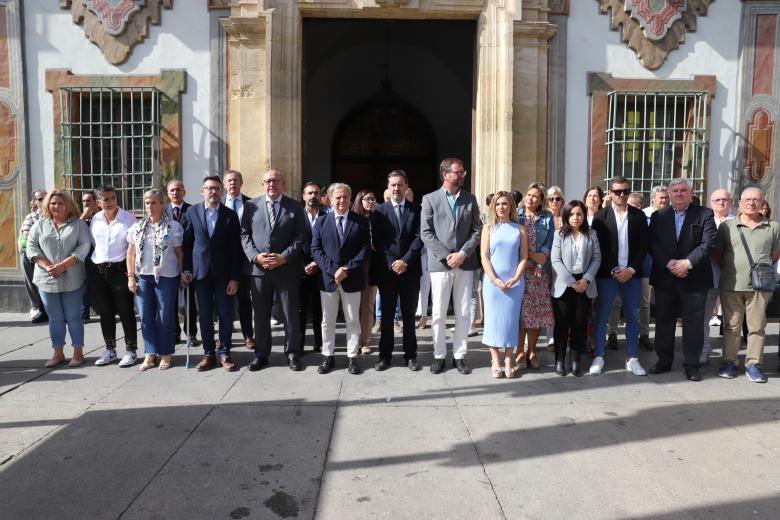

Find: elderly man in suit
<box><xmin>165</xmin><ymin>179</ymin><xmax>197</xmax><ymax>344</ymax></box>
<box><xmin>373</xmin><ymin>170</ymin><xmax>423</xmax><ymax>371</ymax></box>
<box><xmin>224</xmin><ymin>169</ymin><xmax>254</xmax><ymax>350</ymax></box>
<box><xmin>649</xmin><ymin>178</ymin><xmax>717</xmax><ymax>381</ymax></box>
<box><xmin>590</xmin><ymin>176</ymin><xmax>649</xmax><ymax>376</ymax></box>
<box><xmin>183</xmin><ymin>176</ymin><xmax>243</xmax><ymax>371</ymax></box>
<box><xmin>311</xmin><ymin>182</ymin><xmax>371</xmax><ymax>375</ymax></box>
<box><xmin>241</xmin><ymin>169</ymin><xmax>308</xmax><ymax>372</ymax></box>
<box><xmin>299</xmin><ymin>181</ymin><xmax>324</xmax><ymax>353</ymax></box>
<box><xmin>420</xmin><ymin>157</ymin><xmax>482</xmax><ymax>375</ymax></box>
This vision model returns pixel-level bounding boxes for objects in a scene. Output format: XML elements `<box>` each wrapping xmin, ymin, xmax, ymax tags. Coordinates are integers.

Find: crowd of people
<box><xmin>18</xmin><ymin>157</ymin><xmax>780</xmax><ymax>382</ymax></box>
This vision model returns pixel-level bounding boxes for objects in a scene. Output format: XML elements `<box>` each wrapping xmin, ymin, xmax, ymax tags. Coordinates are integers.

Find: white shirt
<box><xmin>642</xmin><ymin>206</ymin><xmax>656</xmax><ymax>219</ymax></box>
<box><xmin>306</xmin><ymin>208</ymin><xmax>320</xmax><ymax>228</ymax></box>
<box><xmin>225</xmin><ymin>195</ymin><xmax>244</xmax><ymax>221</ymax></box>
<box><xmin>571</xmin><ymin>233</ymin><xmax>585</xmax><ymax>274</ymax></box>
<box><xmin>90</xmin><ymin>208</ymin><xmax>137</xmax><ymax>263</ymax></box>
<box><xmin>614</xmin><ymin>206</ymin><xmax>629</xmax><ymax>268</ymax></box>
<box><xmin>127</xmin><ymin>220</ymin><xmax>184</xmax><ymax>277</ymax></box>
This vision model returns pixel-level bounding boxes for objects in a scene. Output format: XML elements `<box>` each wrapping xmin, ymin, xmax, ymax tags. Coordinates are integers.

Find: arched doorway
<box><xmin>331</xmin><ymin>81</ymin><xmax>437</xmax><ymax>200</ymax></box>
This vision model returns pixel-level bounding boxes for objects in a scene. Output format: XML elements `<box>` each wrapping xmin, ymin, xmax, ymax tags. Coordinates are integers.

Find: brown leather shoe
<box><xmin>196</xmin><ymin>355</ymin><xmax>217</xmax><ymax>371</ymax></box>
<box><xmin>245</xmin><ymin>338</ymin><xmax>255</xmax><ymax>350</ymax></box>
<box><xmin>220</xmin><ymin>355</ymin><xmax>236</xmax><ymax>372</ymax></box>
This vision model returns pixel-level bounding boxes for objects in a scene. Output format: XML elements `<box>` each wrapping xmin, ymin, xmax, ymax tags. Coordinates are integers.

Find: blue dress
<box><xmin>482</xmin><ymin>222</ymin><xmax>525</xmax><ymax>348</ymax></box>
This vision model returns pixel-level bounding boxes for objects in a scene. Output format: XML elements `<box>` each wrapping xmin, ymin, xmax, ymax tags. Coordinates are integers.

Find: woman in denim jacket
<box><xmin>516</xmin><ymin>183</ymin><xmax>555</xmax><ymax>369</ymax></box>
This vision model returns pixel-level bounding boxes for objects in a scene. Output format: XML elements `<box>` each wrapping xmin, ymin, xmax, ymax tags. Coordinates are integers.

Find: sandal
<box><xmin>491</xmin><ymin>360</ymin><xmax>504</xmax><ymax>379</ymax></box>
<box><xmin>504</xmin><ymin>358</ymin><xmax>517</xmax><ymax>379</ymax></box>
<box><xmin>515</xmin><ymin>351</ymin><xmax>526</xmax><ymax>368</ymax></box>
<box><xmin>527</xmin><ymin>354</ymin><xmax>540</xmax><ymax>370</ymax></box>
<box><xmin>159</xmin><ymin>355</ymin><xmax>172</xmax><ymax>370</ymax></box>
<box><xmin>139</xmin><ymin>355</ymin><xmax>157</xmax><ymax>371</ymax></box>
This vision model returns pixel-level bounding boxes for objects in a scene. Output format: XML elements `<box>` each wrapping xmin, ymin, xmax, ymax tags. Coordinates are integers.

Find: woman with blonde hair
<box><xmin>481</xmin><ymin>191</ymin><xmax>528</xmax><ymax>378</ymax></box>
<box><xmin>26</xmin><ymin>189</ymin><xmax>92</xmax><ymax>367</ymax></box>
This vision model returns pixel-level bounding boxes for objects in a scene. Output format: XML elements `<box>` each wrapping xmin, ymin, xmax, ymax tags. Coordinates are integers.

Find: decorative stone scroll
<box><xmin>60</xmin><ymin>0</ymin><xmax>173</xmax><ymax>65</ymax></box>
<box><xmin>598</xmin><ymin>0</ymin><xmax>712</xmax><ymax>70</ymax></box>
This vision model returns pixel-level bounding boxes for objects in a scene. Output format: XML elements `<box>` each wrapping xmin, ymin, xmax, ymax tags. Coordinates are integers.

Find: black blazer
<box><xmin>311</xmin><ymin>211</ymin><xmax>370</xmax><ymax>293</ymax></box>
<box><xmin>164</xmin><ymin>202</ymin><xmax>192</xmax><ymax>229</ymax></box>
<box><xmin>371</xmin><ymin>201</ymin><xmax>423</xmax><ymax>280</ymax></box>
<box><xmin>183</xmin><ymin>203</ymin><xmax>242</xmax><ymax>282</ymax></box>
<box><xmin>592</xmin><ymin>205</ymin><xmax>649</xmax><ymax>278</ymax></box>
<box><xmin>649</xmin><ymin>204</ymin><xmax>717</xmax><ymax>292</ymax></box>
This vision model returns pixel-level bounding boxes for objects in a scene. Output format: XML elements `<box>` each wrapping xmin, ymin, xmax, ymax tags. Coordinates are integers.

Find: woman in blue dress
<box><xmin>481</xmin><ymin>191</ymin><xmax>528</xmax><ymax>378</ymax></box>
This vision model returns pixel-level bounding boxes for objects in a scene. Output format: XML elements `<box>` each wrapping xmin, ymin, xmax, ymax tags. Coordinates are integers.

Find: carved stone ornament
<box><xmin>61</xmin><ymin>0</ymin><xmax>173</xmax><ymax>65</ymax></box>
<box><xmin>598</xmin><ymin>0</ymin><xmax>712</xmax><ymax>70</ymax></box>
<box><xmin>374</xmin><ymin>0</ymin><xmax>412</xmax><ymax>7</ymax></box>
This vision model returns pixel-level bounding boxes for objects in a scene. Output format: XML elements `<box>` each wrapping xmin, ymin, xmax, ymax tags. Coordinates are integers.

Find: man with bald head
<box><xmin>241</xmin><ymin>169</ymin><xmax>309</xmax><ymax>371</ymax></box>
<box><xmin>715</xmin><ymin>187</ymin><xmax>780</xmax><ymax>383</ymax></box>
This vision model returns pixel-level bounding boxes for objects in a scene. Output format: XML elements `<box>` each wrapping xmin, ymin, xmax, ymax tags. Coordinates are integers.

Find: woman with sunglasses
<box><xmin>354</xmin><ymin>189</ymin><xmax>379</xmax><ymax>354</ymax></box>
<box><xmin>544</xmin><ymin>186</ymin><xmax>566</xmax><ymax>353</ymax></box>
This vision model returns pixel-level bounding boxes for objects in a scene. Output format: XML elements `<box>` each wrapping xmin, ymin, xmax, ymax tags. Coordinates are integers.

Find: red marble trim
<box><xmin>753</xmin><ymin>15</ymin><xmax>777</xmax><ymax>97</ymax></box>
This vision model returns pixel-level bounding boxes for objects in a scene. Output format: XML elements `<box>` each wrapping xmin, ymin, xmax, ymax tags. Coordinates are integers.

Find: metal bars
<box><xmin>605</xmin><ymin>90</ymin><xmax>709</xmax><ymax>201</ymax></box>
<box><xmin>60</xmin><ymin>86</ymin><xmax>161</xmax><ymax>214</ymax></box>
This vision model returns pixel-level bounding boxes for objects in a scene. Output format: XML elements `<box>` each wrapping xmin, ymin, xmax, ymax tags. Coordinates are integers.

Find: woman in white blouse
<box><xmin>551</xmin><ymin>200</ymin><xmax>601</xmax><ymax>377</ymax></box>
<box><xmin>126</xmin><ymin>189</ymin><xmax>185</xmax><ymax>370</ymax></box>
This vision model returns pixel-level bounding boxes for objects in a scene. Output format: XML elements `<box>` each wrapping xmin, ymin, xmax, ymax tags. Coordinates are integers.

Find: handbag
<box><xmin>737</xmin><ymin>226</ymin><xmax>776</xmax><ymax>292</ymax></box>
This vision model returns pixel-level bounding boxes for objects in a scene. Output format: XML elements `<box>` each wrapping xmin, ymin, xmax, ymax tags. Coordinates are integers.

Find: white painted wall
<box><xmin>565</xmin><ymin>1</ymin><xmax>742</xmax><ymax>200</ymax></box>
<box><xmin>23</xmin><ymin>1</ymin><xmax>212</xmax><ymax>199</ymax></box>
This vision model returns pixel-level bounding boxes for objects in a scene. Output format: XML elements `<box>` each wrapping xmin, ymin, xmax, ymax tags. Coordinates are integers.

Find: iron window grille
<box><xmin>60</xmin><ymin>87</ymin><xmax>161</xmax><ymax>214</ymax></box>
<box><xmin>605</xmin><ymin>90</ymin><xmax>709</xmax><ymax>201</ymax></box>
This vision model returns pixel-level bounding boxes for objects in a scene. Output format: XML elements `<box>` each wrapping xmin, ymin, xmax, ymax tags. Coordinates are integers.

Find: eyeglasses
<box><xmin>263</xmin><ymin>179</ymin><xmax>282</xmax><ymax>185</ymax></box>
<box><xmin>203</xmin><ymin>186</ymin><xmax>222</xmax><ymax>192</ymax></box>
<box><xmin>611</xmin><ymin>189</ymin><xmax>631</xmax><ymax>196</ymax></box>
<box><xmin>741</xmin><ymin>198</ymin><xmax>763</xmax><ymax>204</ymax></box>
<box><xmin>548</xmin><ymin>196</ymin><xmax>563</xmax><ymax>202</ymax></box>
<box><xmin>362</xmin><ymin>197</ymin><xmax>376</xmax><ymax>202</ymax></box>
<box><xmin>711</xmin><ymin>198</ymin><xmax>730</xmax><ymax>203</ymax></box>
<box><xmin>448</xmin><ymin>170</ymin><xmax>468</xmax><ymax>177</ymax></box>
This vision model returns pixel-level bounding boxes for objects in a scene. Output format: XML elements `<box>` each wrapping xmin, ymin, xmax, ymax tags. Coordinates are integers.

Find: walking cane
<box><xmin>185</xmin><ymin>284</ymin><xmax>192</xmax><ymax>369</ymax></box>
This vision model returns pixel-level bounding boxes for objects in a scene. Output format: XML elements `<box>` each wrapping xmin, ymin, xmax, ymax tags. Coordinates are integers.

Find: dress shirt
<box><xmin>226</xmin><ymin>195</ymin><xmax>244</xmax><ymax>221</ymax></box>
<box><xmin>90</xmin><ymin>208</ymin><xmax>137</xmax><ymax>263</ymax></box>
<box><xmin>571</xmin><ymin>232</ymin><xmax>585</xmax><ymax>274</ymax></box>
<box><xmin>642</xmin><ymin>206</ymin><xmax>656</xmax><ymax>219</ymax></box>
<box><xmin>171</xmin><ymin>204</ymin><xmax>184</xmax><ymax>222</ymax></box>
<box><xmin>674</xmin><ymin>207</ymin><xmax>688</xmax><ymax>240</ymax></box>
<box><xmin>306</xmin><ymin>208</ymin><xmax>319</xmax><ymax>228</ymax></box>
<box><xmin>205</xmin><ymin>205</ymin><xmax>218</xmax><ymax>237</ymax></box>
<box><xmin>444</xmin><ymin>187</ymin><xmax>460</xmax><ymax>221</ymax></box>
<box><xmin>392</xmin><ymin>200</ymin><xmax>406</xmax><ymax>227</ymax></box>
<box><xmin>614</xmin><ymin>206</ymin><xmax>629</xmax><ymax>268</ymax></box>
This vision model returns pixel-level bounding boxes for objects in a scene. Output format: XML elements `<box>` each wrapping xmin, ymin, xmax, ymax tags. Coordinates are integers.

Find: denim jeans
<box><xmin>595</xmin><ymin>277</ymin><xmax>641</xmax><ymax>358</ymax></box>
<box><xmin>136</xmin><ymin>275</ymin><xmax>178</xmax><ymax>356</ymax></box>
<box><xmin>39</xmin><ymin>286</ymin><xmax>85</xmax><ymax>348</ymax></box>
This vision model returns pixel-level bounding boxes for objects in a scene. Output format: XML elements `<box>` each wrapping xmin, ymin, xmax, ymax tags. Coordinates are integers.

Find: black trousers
<box><xmin>21</xmin><ymin>252</ymin><xmax>44</xmax><ymax>314</ymax></box>
<box><xmin>552</xmin><ymin>286</ymin><xmax>591</xmax><ymax>362</ymax></box>
<box><xmin>250</xmin><ymin>274</ymin><xmax>301</xmax><ymax>359</ymax></box>
<box><xmin>90</xmin><ymin>262</ymin><xmax>137</xmax><ymax>350</ymax></box>
<box><xmin>236</xmin><ymin>273</ymin><xmax>254</xmax><ymax>339</ymax></box>
<box><xmin>654</xmin><ymin>286</ymin><xmax>707</xmax><ymax>369</ymax></box>
<box><xmin>378</xmin><ymin>273</ymin><xmax>420</xmax><ymax>361</ymax></box>
<box><xmin>175</xmin><ymin>286</ymin><xmax>198</xmax><ymax>339</ymax></box>
<box><xmin>298</xmin><ymin>273</ymin><xmax>322</xmax><ymax>349</ymax></box>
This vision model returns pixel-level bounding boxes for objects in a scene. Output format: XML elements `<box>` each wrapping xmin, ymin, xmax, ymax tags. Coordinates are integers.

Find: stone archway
<box><xmin>221</xmin><ymin>0</ymin><xmax>557</xmax><ymax>204</ymax></box>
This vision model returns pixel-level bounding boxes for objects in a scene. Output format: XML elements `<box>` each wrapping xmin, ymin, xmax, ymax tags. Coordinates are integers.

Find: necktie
<box><xmin>336</xmin><ymin>215</ymin><xmax>344</xmax><ymax>244</ymax></box>
<box><xmin>267</xmin><ymin>199</ymin><xmax>276</xmax><ymax>228</ymax></box>
<box><xmin>173</xmin><ymin>206</ymin><xmax>180</xmax><ymax>221</ymax></box>
<box><xmin>394</xmin><ymin>204</ymin><xmax>403</xmax><ymax>229</ymax></box>
<box><xmin>231</xmin><ymin>198</ymin><xmax>238</xmax><ymax>212</ymax></box>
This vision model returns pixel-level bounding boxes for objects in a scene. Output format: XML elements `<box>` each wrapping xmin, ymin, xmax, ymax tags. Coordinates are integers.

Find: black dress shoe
<box><xmin>318</xmin><ymin>356</ymin><xmax>335</xmax><ymax>374</ymax></box>
<box><xmin>454</xmin><ymin>358</ymin><xmax>472</xmax><ymax>375</ymax></box>
<box><xmin>430</xmin><ymin>358</ymin><xmax>445</xmax><ymax>374</ymax></box>
<box><xmin>375</xmin><ymin>358</ymin><xmax>391</xmax><ymax>371</ymax></box>
<box><xmin>685</xmin><ymin>368</ymin><xmax>702</xmax><ymax>381</ymax></box>
<box><xmin>347</xmin><ymin>357</ymin><xmax>362</xmax><ymax>375</ymax></box>
<box><xmin>31</xmin><ymin>313</ymin><xmax>48</xmax><ymax>324</ymax></box>
<box><xmin>407</xmin><ymin>358</ymin><xmax>421</xmax><ymax>371</ymax></box>
<box><xmin>648</xmin><ymin>363</ymin><xmax>671</xmax><ymax>374</ymax></box>
<box><xmin>287</xmin><ymin>353</ymin><xmax>302</xmax><ymax>371</ymax></box>
<box><xmin>555</xmin><ymin>360</ymin><xmax>566</xmax><ymax>376</ymax></box>
<box><xmin>248</xmin><ymin>357</ymin><xmax>268</xmax><ymax>372</ymax></box>
<box><xmin>571</xmin><ymin>353</ymin><xmax>581</xmax><ymax>377</ymax></box>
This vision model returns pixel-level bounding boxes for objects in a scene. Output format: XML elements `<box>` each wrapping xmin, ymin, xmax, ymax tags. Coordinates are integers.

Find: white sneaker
<box><xmin>589</xmin><ymin>356</ymin><xmax>604</xmax><ymax>375</ymax></box>
<box><xmin>118</xmin><ymin>351</ymin><xmax>137</xmax><ymax>368</ymax></box>
<box><xmin>626</xmin><ymin>357</ymin><xmax>647</xmax><ymax>376</ymax></box>
<box><xmin>94</xmin><ymin>349</ymin><xmax>117</xmax><ymax>366</ymax></box>
<box><xmin>709</xmin><ymin>315</ymin><xmax>721</xmax><ymax>327</ymax></box>
<box><xmin>270</xmin><ymin>318</ymin><xmax>281</xmax><ymax>327</ymax></box>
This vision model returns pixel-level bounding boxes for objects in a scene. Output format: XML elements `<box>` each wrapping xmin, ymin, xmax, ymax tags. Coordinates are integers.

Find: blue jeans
<box><xmin>39</xmin><ymin>287</ymin><xmax>85</xmax><ymax>348</ymax></box>
<box><xmin>595</xmin><ymin>277</ymin><xmax>641</xmax><ymax>358</ymax></box>
<box><xmin>136</xmin><ymin>275</ymin><xmax>178</xmax><ymax>355</ymax></box>
<box><xmin>194</xmin><ymin>273</ymin><xmax>235</xmax><ymax>356</ymax></box>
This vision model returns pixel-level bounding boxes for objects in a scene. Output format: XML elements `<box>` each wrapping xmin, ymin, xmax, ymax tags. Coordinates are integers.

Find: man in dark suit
<box><xmin>649</xmin><ymin>178</ymin><xmax>717</xmax><ymax>381</ymax></box>
<box><xmin>372</xmin><ymin>170</ymin><xmax>423</xmax><ymax>371</ymax></box>
<box><xmin>590</xmin><ymin>176</ymin><xmax>649</xmax><ymax>376</ymax></box>
<box><xmin>183</xmin><ymin>176</ymin><xmax>242</xmax><ymax>371</ymax></box>
<box><xmin>224</xmin><ymin>169</ymin><xmax>254</xmax><ymax>350</ymax></box>
<box><xmin>241</xmin><ymin>169</ymin><xmax>308</xmax><ymax>372</ymax></box>
<box><xmin>311</xmin><ymin>183</ymin><xmax>370</xmax><ymax>375</ymax></box>
<box><xmin>299</xmin><ymin>181</ymin><xmax>323</xmax><ymax>353</ymax></box>
<box><xmin>165</xmin><ymin>179</ymin><xmax>197</xmax><ymax>343</ymax></box>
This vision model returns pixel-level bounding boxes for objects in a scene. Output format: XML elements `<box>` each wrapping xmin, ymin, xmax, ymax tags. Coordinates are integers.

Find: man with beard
<box><xmin>299</xmin><ymin>181</ymin><xmax>324</xmax><ymax>352</ymax></box>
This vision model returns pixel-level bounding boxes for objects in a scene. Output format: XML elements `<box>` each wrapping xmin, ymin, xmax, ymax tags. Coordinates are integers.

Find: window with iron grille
<box><xmin>605</xmin><ymin>91</ymin><xmax>709</xmax><ymax>201</ymax></box>
<box><xmin>60</xmin><ymin>87</ymin><xmax>161</xmax><ymax>214</ymax></box>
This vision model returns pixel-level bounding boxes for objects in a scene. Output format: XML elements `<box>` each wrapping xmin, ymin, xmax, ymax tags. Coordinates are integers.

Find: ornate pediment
<box><xmin>598</xmin><ymin>0</ymin><xmax>712</xmax><ymax>70</ymax></box>
<box><xmin>61</xmin><ymin>0</ymin><xmax>173</xmax><ymax>65</ymax></box>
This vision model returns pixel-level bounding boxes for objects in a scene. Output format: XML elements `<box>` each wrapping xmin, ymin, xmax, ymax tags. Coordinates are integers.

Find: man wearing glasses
<box><xmin>241</xmin><ymin>169</ymin><xmax>308</xmax><ymax>372</ymax></box>
<box><xmin>590</xmin><ymin>176</ymin><xmax>649</xmax><ymax>376</ymax></box>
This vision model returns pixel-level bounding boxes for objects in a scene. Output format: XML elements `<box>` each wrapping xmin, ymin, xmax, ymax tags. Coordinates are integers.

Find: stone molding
<box><xmin>60</xmin><ymin>0</ymin><xmax>173</xmax><ymax>65</ymax></box>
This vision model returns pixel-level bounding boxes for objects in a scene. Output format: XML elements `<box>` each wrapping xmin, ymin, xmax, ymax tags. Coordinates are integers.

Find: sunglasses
<box><xmin>548</xmin><ymin>197</ymin><xmax>563</xmax><ymax>202</ymax></box>
<box><xmin>611</xmin><ymin>189</ymin><xmax>631</xmax><ymax>196</ymax></box>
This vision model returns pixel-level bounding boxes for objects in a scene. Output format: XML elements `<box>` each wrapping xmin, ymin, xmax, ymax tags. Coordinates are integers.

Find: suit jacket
<box><xmin>164</xmin><ymin>202</ymin><xmax>192</xmax><ymax>229</ymax></box>
<box><xmin>183</xmin><ymin>203</ymin><xmax>242</xmax><ymax>282</ymax></box>
<box><xmin>301</xmin><ymin>207</ymin><xmax>323</xmax><ymax>275</ymax></box>
<box><xmin>311</xmin><ymin>210</ymin><xmax>370</xmax><ymax>293</ymax></box>
<box><xmin>551</xmin><ymin>229</ymin><xmax>601</xmax><ymax>299</ymax></box>
<box><xmin>420</xmin><ymin>187</ymin><xmax>482</xmax><ymax>272</ymax></box>
<box><xmin>649</xmin><ymin>204</ymin><xmax>717</xmax><ymax>292</ymax></box>
<box><xmin>240</xmin><ymin>194</ymin><xmax>308</xmax><ymax>280</ymax></box>
<box><xmin>591</xmin><ymin>205</ymin><xmax>648</xmax><ymax>278</ymax></box>
<box><xmin>228</xmin><ymin>194</ymin><xmax>252</xmax><ymax>275</ymax></box>
<box><xmin>371</xmin><ymin>201</ymin><xmax>423</xmax><ymax>280</ymax></box>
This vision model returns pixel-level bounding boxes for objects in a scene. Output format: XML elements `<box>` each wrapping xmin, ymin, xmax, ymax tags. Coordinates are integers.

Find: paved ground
<box><xmin>1</xmin><ymin>313</ymin><xmax>779</xmax><ymax>520</ymax></box>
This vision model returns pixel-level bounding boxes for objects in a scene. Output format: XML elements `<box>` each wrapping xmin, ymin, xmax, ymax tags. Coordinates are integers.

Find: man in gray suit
<box><xmin>240</xmin><ymin>169</ymin><xmax>309</xmax><ymax>371</ymax></box>
<box><xmin>420</xmin><ymin>158</ymin><xmax>482</xmax><ymax>374</ymax></box>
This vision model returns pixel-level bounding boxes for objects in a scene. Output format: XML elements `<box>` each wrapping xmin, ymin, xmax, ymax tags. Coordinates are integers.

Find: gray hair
<box><xmin>649</xmin><ymin>185</ymin><xmax>668</xmax><ymax>200</ymax></box>
<box><xmin>327</xmin><ymin>182</ymin><xmax>352</xmax><ymax>198</ymax></box>
<box><xmin>667</xmin><ymin>178</ymin><xmax>693</xmax><ymax>190</ymax></box>
<box><xmin>628</xmin><ymin>192</ymin><xmax>645</xmax><ymax>206</ymax></box>
<box><xmin>546</xmin><ymin>185</ymin><xmax>564</xmax><ymax>198</ymax></box>
<box><xmin>741</xmin><ymin>186</ymin><xmax>765</xmax><ymax>200</ymax></box>
<box><xmin>143</xmin><ymin>188</ymin><xmax>165</xmax><ymax>204</ymax></box>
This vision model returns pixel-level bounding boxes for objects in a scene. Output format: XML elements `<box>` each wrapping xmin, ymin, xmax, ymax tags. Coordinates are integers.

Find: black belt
<box><xmin>95</xmin><ymin>261</ymin><xmax>126</xmax><ymax>271</ymax></box>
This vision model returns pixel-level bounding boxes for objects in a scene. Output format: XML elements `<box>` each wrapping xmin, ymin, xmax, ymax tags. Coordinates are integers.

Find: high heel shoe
<box><xmin>491</xmin><ymin>360</ymin><xmax>504</xmax><ymax>379</ymax></box>
<box><xmin>515</xmin><ymin>352</ymin><xmax>526</xmax><ymax>368</ymax></box>
<box><xmin>504</xmin><ymin>358</ymin><xmax>517</xmax><ymax>379</ymax></box>
<box><xmin>526</xmin><ymin>354</ymin><xmax>540</xmax><ymax>370</ymax></box>
<box><xmin>571</xmin><ymin>353</ymin><xmax>582</xmax><ymax>377</ymax></box>
<box><xmin>555</xmin><ymin>360</ymin><xmax>566</xmax><ymax>376</ymax></box>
